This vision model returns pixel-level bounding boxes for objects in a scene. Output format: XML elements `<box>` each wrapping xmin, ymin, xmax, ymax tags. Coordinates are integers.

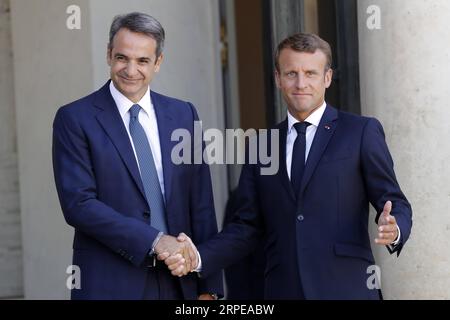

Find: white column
<box><xmin>358</xmin><ymin>0</ymin><xmax>450</xmax><ymax>299</ymax></box>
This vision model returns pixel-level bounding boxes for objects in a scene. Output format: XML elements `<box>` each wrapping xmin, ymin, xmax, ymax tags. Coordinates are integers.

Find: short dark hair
<box><xmin>275</xmin><ymin>33</ymin><xmax>332</xmax><ymax>72</ymax></box>
<box><xmin>108</xmin><ymin>12</ymin><xmax>165</xmax><ymax>58</ymax></box>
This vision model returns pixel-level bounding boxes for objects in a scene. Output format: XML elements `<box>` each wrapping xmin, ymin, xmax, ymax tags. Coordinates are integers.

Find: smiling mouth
<box><xmin>120</xmin><ymin>76</ymin><xmax>142</xmax><ymax>82</ymax></box>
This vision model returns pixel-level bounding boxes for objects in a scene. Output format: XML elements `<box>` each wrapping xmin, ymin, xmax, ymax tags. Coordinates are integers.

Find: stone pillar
<box><xmin>0</xmin><ymin>0</ymin><xmax>22</xmax><ymax>298</ymax></box>
<box><xmin>10</xmin><ymin>0</ymin><xmax>226</xmax><ymax>299</ymax></box>
<box><xmin>358</xmin><ymin>0</ymin><xmax>450</xmax><ymax>299</ymax></box>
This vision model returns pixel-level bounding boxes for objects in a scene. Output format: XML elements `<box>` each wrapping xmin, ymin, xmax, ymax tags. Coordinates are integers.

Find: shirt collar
<box><xmin>109</xmin><ymin>81</ymin><xmax>153</xmax><ymax>118</ymax></box>
<box><xmin>287</xmin><ymin>101</ymin><xmax>327</xmax><ymax>134</ymax></box>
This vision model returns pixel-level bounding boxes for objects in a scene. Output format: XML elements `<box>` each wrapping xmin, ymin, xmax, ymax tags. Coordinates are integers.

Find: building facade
<box><xmin>0</xmin><ymin>0</ymin><xmax>448</xmax><ymax>299</ymax></box>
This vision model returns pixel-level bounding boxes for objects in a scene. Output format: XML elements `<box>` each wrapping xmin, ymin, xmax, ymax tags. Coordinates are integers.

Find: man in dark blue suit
<box><xmin>165</xmin><ymin>33</ymin><xmax>412</xmax><ymax>299</ymax></box>
<box><xmin>222</xmin><ymin>188</ymin><xmax>265</xmax><ymax>299</ymax></box>
<box><xmin>52</xmin><ymin>12</ymin><xmax>222</xmax><ymax>300</ymax></box>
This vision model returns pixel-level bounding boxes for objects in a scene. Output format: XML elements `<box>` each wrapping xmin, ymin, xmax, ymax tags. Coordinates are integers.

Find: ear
<box><xmin>154</xmin><ymin>54</ymin><xmax>164</xmax><ymax>73</ymax></box>
<box><xmin>275</xmin><ymin>70</ymin><xmax>281</xmax><ymax>89</ymax></box>
<box><xmin>107</xmin><ymin>46</ymin><xmax>112</xmax><ymax>67</ymax></box>
<box><xmin>324</xmin><ymin>68</ymin><xmax>333</xmax><ymax>88</ymax></box>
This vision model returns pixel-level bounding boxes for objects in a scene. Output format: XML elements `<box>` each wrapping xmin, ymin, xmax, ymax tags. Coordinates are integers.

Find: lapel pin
<box><xmin>324</xmin><ymin>125</ymin><xmax>331</xmax><ymax>130</ymax></box>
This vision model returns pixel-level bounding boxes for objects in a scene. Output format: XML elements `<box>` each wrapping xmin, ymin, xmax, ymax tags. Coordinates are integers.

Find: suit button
<box><xmin>297</xmin><ymin>214</ymin><xmax>304</xmax><ymax>222</ymax></box>
<box><xmin>143</xmin><ymin>210</ymin><xmax>151</xmax><ymax>219</ymax></box>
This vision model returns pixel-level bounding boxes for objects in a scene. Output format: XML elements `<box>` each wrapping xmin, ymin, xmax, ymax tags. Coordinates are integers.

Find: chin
<box><xmin>292</xmin><ymin>105</ymin><xmax>309</xmax><ymax>114</ymax></box>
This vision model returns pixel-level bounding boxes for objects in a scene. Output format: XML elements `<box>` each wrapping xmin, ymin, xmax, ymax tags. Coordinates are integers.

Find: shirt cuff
<box><xmin>149</xmin><ymin>231</ymin><xmax>164</xmax><ymax>255</ymax></box>
<box><xmin>390</xmin><ymin>225</ymin><xmax>401</xmax><ymax>246</ymax></box>
<box><xmin>193</xmin><ymin>250</ymin><xmax>202</xmax><ymax>272</ymax></box>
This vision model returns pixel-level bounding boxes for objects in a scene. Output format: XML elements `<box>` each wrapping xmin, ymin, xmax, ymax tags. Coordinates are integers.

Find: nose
<box><xmin>125</xmin><ymin>61</ymin><xmax>138</xmax><ymax>77</ymax></box>
<box><xmin>295</xmin><ymin>74</ymin><xmax>307</xmax><ymax>89</ymax></box>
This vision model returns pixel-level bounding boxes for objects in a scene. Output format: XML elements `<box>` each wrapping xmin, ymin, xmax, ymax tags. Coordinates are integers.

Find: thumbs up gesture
<box><xmin>375</xmin><ymin>201</ymin><xmax>399</xmax><ymax>245</ymax></box>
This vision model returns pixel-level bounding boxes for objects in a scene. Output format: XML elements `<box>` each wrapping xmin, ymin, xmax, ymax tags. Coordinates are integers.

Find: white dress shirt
<box><xmin>109</xmin><ymin>81</ymin><xmax>165</xmax><ymax>197</ymax></box>
<box><xmin>286</xmin><ymin>102</ymin><xmax>326</xmax><ymax>180</ymax></box>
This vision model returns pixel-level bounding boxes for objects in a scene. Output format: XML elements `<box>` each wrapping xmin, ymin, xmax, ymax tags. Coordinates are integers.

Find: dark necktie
<box><xmin>291</xmin><ymin>122</ymin><xmax>311</xmax><ymax>197</ymax></box>
<box><xmin>129</xmin><ymin>104</ymin><xmax>168</xmax><ymax>233</ymax></box>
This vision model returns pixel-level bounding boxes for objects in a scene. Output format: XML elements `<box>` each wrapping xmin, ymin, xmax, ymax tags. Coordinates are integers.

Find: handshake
<box><xmin>154</xmin><ymin>233</ymin><xmax>198</xmax><ymax>277</ymax></box>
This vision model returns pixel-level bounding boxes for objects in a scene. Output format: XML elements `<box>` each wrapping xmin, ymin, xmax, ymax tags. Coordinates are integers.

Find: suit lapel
<box><xmin>299</xmin><ymin>105</ymin><xmax>339</xmax><ymax>197</ymax></box>
<box><xmin>94</xmin><ymin>82</ymin><xmax>146</xmax><ymax>200</ymax></box>
<box><xmin>276</xmin><ymin>120</ymin><xmax>297</xmax><ymax>202</ymax></box>
<box><xmin>151</xmin><ymin>91</ymin><xmax>176</xmax><ymax>205</ymax></box>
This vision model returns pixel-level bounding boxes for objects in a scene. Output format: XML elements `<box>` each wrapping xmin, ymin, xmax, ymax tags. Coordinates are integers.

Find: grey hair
<box><xmin>108</xmin><ymin>12</ymin><xmax>165</xmax><ymax>58</ymax></box>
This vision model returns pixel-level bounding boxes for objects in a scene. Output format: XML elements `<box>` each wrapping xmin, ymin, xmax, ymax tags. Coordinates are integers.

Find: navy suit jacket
<box><xmin>198</xmin><ymin>105</ymin><xmax>412</xmax><ymax>299</ymax></box>
<box><xmin>52</xmin><ymin>81</ymin><xmax>222</xmax><ymax>299</ymax></box>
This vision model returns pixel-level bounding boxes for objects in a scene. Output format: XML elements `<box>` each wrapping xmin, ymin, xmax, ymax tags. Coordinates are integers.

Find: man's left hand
<box><xmin>375</xmin><ymin>200</ymin><xmax>399</xmax><ymax>245</ymax></box>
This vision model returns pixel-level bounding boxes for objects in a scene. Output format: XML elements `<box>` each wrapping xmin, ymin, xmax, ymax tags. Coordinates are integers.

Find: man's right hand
<box><xmin>154</xmin><ymin>234</ymin><xmax>195</xmax><ymax>275</ymax></box>
<box><xmin>157</xmin><ymin>233</ymin><xmax>199</xmax><ymax>277</ymax></box>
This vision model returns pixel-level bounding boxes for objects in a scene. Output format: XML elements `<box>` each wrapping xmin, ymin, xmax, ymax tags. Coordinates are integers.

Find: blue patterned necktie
<box><xmin>291</xmin><ymin>121</ymin><xmax>311</xmax><ymax>197</ymax></box>
<box><xmin>129</xmin><ymin>104</ymin><xmax>168</xmax><ymax>233</ymax></box>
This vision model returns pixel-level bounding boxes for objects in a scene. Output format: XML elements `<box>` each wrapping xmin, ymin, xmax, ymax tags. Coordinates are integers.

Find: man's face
<box><xmin>107</xmin><ymin>28</ymin><xmax>163</xmax><ymax>103</ymax></box>
<box><xmin>275</xmin><ymin>48</ymin><xmax>332</xmax><ymax>121</ymax></box>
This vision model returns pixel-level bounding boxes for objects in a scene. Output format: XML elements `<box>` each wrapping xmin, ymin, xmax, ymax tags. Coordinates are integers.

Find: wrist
<box><xmin>150</xmin><ymin>231</ymin><xmax>165</xmax><ymax>255</ymax></box>
<box><xmin>198</xmin><ymin>293</ymin><xmax>218</xmax><ymax>300</ymax></box>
